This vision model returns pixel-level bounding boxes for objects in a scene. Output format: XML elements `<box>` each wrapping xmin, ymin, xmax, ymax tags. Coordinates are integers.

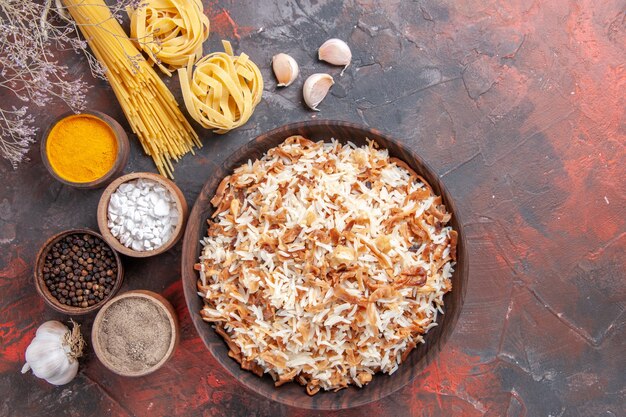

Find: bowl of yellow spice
<box><xmin>41</xmin><ymin>111</ymin><xmax>130</xmax><ymax>189</ymax></box>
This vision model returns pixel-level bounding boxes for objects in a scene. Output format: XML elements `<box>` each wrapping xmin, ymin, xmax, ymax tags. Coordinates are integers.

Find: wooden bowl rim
<box><xmin>97</xmin><ymin>172</ymin><xmax>188</xmax><ymax>258</ymax></box>
<box><xmin>40</xmin><ymin>110</ymin><xmax>130</xmax><ymax>189</ymax></box>
<box><xmin>34</xmin><ymin>228</ymin><xmax>124</xmax><ymax>315</ymax></box>
<box><xmin>91</xmin><ymin>289</ymin><xmax>179</xmax><ymax>377</ymax></box>
<box><xmin>181</xmin><ymin>120</ymin><xmax>468</xmax><ymax>409</ymax></box>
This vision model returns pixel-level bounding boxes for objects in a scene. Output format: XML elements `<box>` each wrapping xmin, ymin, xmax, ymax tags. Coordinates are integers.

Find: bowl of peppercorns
<box><xmin>34</xmin><ymin>229</ymin><xmax>124</xmax><ymax>315</ymax></box>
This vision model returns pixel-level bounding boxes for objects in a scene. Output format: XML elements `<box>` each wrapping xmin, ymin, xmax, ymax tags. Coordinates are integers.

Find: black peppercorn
<box><xmin>43</xmin><ymin>233</ymin><xmax>118</xmax><ymax>309</ymax></box>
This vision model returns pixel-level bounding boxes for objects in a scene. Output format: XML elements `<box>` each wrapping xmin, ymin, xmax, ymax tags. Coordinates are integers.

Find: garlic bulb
<box><xmin>21</xmin><ymin>320</ymin><xmax>85</xmax><ymax>385</ymax></box>
<box><xmin>318</xmin><ymin>38</ymin><xmax>352</xmax><ymax>70</ymax></box>
<box><xmin>303</xmin><ymin>73</ymin><xmax>334</xmax><ymax>111</ymax></box>
<box><xmin>272</xmin><ymin>53</ymin><xmax>299</xmax><ymax>87</ymax></box>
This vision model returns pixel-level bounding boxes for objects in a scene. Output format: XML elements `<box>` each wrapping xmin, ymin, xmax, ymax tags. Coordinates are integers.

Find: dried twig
<box><xmin>0</xmin><ymin>0</ymin><xmax>144</xmax><ymax>168</ymax></box>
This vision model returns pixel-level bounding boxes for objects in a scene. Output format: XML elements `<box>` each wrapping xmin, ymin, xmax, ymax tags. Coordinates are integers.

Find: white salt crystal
<box><xmin>106</xmin><ymin>178</ymin><xmax>179</xmax><ymax>252</ymax></box>
<box><xmin>154</xmin><ymin>199</ymin><xmax>170</xmax><ymax>216</ymax></box>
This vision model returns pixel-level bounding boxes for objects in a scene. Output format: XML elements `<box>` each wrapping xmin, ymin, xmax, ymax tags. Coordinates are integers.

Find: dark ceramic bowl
<box><xmin>181</xmin><ymin>121</ymin><xmax>468</xmax><ymax>409</ymax></box>
<box><xmin>41</xmin><ymin>111</ymin><xmax>130</xmax><ymax>189</ymax></box>
<box><xmin>34</xmin><ymin>228</ymin><xmax>124</xmax><ymax>315</ymax></box>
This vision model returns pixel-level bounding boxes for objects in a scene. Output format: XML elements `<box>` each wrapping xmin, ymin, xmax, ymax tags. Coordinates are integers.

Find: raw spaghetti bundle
<box><xmin>179</xmin><ymin>40</ymin><xmax>263</xmax><ymax>134</ymax></box>
<box><xmin>62</xmin><ymin>0</ymin><xmax>200</xmax><ymax>178</ymax></box>
<box><xmin>128</xmin><ymin>0</ymin><xmax>210</xmax><ymax>76</ymax></box>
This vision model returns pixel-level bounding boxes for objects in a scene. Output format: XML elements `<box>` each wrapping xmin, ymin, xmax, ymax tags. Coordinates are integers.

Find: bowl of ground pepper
<box><xmin>41</xmin><ymin>111</ymin><xmax>130</xmax><ymax>189</ymax></box>
<box><xmin>34</xmin><ymin>228</ymin><xmax>124</xmax><ymax>315</ymax></box>
<box><xmin>91</xmin><ymin>290</ymin><xmax>179</xmax><ymax>377</ymax></box>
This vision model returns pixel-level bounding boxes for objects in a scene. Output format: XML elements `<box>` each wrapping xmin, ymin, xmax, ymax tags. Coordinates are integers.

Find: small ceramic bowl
<box><xmin>34</xmin><ymin>228</ymin><xmax>124</xmax><ymax>315</ymax></box>
<box><xmin>91</xmin><ymin>290</ymin><xmax>179</xmax><ymax>377</ymax></box>
<box><xmin>97</xmin><ymin>172</ymin><xmax>188</xmax><ymax>257</ymax></box>
<box><xmin>41</xmin><ymin>111</ymin><xmax>130</xmax><ymax>189</ymax></box>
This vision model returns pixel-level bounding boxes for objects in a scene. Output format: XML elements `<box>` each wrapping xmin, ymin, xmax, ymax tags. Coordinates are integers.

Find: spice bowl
<box><xmin>34</xmin><ymin>228</ymin><xmax>124</xmax><ymax>315</ymax></box>
<box><xmin>41</xmin><ymin>111</ymin><xmax>130</xmax><ymax>189</ymax></box>
<box><xmin>97</xmin><ymin>172</ymin><xmax>188</xmax><ymax>257</ymax></box>
<box><xmin>91</xmin><ymin>290</ymin><xmax>179</xmax><ymax>377</ymax></box>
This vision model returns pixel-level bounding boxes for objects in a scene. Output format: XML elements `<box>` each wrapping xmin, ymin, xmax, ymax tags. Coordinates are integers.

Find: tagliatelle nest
<box><xmin>179</xmin><ymin>40</ymin><xmax>263</xmax><ymax>133</ymax></box>
<box><xmin>196</xmin><ymin>136</ymin><xmax>457</xmax><ymax>395</ymax></box>
<box><xmin>129</xmin><ymin>0</ymin><xmax>210</xmax><ymax>76</ymax></box>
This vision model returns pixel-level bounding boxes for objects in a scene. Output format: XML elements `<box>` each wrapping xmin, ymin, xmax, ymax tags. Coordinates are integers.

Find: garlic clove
<box><xmin>35</xmin><ymin>320</ymin><xmax>67</xmax><ymax>339</ymax></box>
<box><xmin>318</xmin><ymin>38</ymin><xmax>352</xmax><ymax>69</ymax></box>
<box><xmin>272</xmin><ymin>53</ymin><xmax>299</xmax><ymax>87</ymax></box>
<box><xmin>303</xmin><ymin>73</ymin><xmax>335</xmax><ymax>111</ymax></box>
<box><xmin>25</xmin><ymin>342</ymin><xmax>67</xmax><ymax>380</ymax></box>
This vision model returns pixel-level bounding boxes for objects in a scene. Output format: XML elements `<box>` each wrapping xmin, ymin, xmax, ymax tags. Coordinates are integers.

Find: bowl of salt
<box><xmin>97</xmin><ymin>172</ymin><xmax>188</xmax><ymax>257</ymax></box>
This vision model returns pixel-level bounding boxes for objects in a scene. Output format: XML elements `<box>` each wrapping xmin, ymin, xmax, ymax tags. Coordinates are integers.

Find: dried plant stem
<box><xmin>0</xmin><ymin>0</ymin><xmax>144</xmax><ymax>168</ymax></box>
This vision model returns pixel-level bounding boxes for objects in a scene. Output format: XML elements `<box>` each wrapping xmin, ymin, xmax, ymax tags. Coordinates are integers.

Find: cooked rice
<box><xmin>196</xmin><ymin>136</ymin><xmax>457</xmax><ymax>395</ymax></box>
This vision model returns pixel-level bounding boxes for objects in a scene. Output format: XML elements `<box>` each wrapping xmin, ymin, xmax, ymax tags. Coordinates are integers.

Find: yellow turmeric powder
<box><xmin>46</xmin><ymin>114</ymin><xmax>118</xmax><ymax>183</ymax></box>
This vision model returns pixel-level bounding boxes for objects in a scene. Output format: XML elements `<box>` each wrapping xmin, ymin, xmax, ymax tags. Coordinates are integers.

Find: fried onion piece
<box><xmin>401</xmin><ymin>341</ymin><xmax>416</xmax><ymax>362</ymax></box>
<box><xmin>282</xmin><ymin>225</ymin><xmax>302</xmax><ymax>244</ymax></box>
<box><xmin>275</xmin><ymin>369</ymin><xmax>298</xmax><ymax>387</ymax></box>
<box><xmin>448</xmin><ymin>230</ymin><xmax>458</xmax><ymax>261</ymax></box>
<box><xmin>210</xmin><ymin>175</ymin><xmax>232</xmax><ymax>207</ymax></box>
<box><xmin>306</xmin><ymin>381</ymin><xmax>321</xmax><ymax>396</ymax></box>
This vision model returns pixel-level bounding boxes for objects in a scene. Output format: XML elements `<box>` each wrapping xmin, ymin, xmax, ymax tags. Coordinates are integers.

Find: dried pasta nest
<box><xmin>196</xmin><ymin>136</ymin><xmax>457</xmax><ymax>395</ymax></box>
<box><xmin>179</xmin><ymin>41</ymin><xmax>263</xmax><ymax>133</ymax></box>
<box><xmin>129</xmin><ymin>0</ymin><xmax>210</xmax><ymax>76</ymax></box>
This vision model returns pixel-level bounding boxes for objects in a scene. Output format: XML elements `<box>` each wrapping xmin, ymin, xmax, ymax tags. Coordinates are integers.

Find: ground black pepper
<box><xmin>97</xmin><ymin>297</ymin><xmax>172</xmax><ymax>373</ymax></box>
<box><xmin>43</xmin><ymin>234</ymin><xmax>117</xmax><ymax>308</ymax></box>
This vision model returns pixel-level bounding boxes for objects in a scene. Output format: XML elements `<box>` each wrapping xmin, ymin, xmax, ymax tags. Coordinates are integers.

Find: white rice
<box><xmin>197</xmin><ymin>136</ymin><xmax>457</xmax><ymax>394</ymax></box>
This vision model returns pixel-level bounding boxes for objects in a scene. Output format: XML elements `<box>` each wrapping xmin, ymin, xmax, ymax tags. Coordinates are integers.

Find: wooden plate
<box><xmin>181</xmin><ymin>121</ymin><xmax>468</xmax><ymax>409</ymax></box>
<box><xmin>97</xmin><ymin>172</ymin><xmax>188</xmax><ymax>258</ymax></box>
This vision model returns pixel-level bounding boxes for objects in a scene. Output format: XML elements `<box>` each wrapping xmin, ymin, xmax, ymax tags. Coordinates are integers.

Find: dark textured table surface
<box><xmin>1</xmin><ymin>0</ymin><xmax>624</xmax><ymax>416</ymax></box>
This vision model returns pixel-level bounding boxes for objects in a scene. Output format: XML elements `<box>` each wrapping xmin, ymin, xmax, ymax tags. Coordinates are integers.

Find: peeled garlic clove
<box><xmin>303</xmin><ymin>73</ymin><xmax>334</xmax><ymax>111</ymax></box>
<box><xmin>272</xmin><ymin>53</ymin><xmax>299</xmax><ymax>87</ymax></box>
<box><xmin>318</xmin><ymin>38</ymin><xmax>352</xmax><ymax>68</ymax></box>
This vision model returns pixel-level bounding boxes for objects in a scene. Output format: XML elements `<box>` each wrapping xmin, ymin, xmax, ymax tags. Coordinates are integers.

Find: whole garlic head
<box><xmin>272</xmin><ymin>53</ymin><xmax>299</xmax><ymax>87</ymax></box>
<box><xmin>318</xmin><ymin>38</ymin><xmax>352</xmax><ymax>69</ymax></box>
<box><xmin>303</xmin><ymin>73</ymin><xmax>334</xmax><ymax>111</ymax></box>
<box><xmin>21</xmin><ymin>320</ymin><xmax>85</xmax><ymax>385</ymax></box>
